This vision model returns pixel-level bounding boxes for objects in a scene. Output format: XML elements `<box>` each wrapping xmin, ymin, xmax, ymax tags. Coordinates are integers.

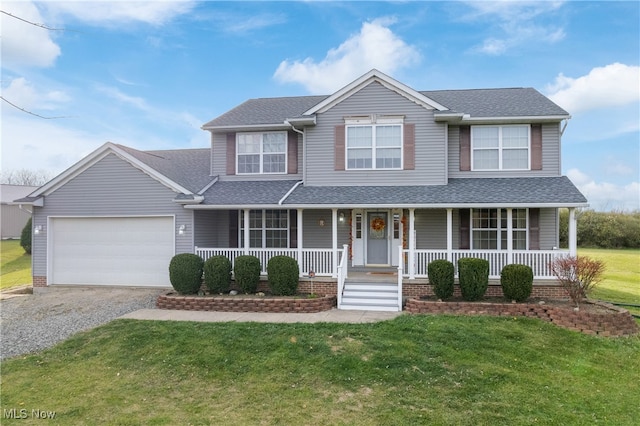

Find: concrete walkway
<box><xmin>120</xmin><ymin>308</ymin><xmax>403</xmax><ymax>323</ymax></box>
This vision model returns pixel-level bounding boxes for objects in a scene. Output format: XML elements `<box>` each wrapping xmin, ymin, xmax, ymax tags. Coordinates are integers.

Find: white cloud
<box><xmin>1</xmin><ymin>1</ymin><xmax>61</xmax><ymax>69</ymax></box>
<box><xmin>464</xmin><ymin>1</ymin><xmax>565</xmax><ymax>55</ymax></box>
<box><xmin>568</xmin><ymin>168</ymin><xmax>640</xmax><ymax>212</ymax></box>
<box><xmin>274</xmin><ymin>18</ymin><xmax>421</xmax><ymax>94</ymax></box>
<box><xmin>546</xmin><ymin>63</ymin><xmax>640</xmax><ymax>114</ymax></box>
<box><xmin>42</xmin><ymin>0</ymin><xmax>196</xmax><ymax>27</ymax></box>
<box><xmin>2</xmin><ymin>77</ymin><xmax>70</xmax><ymax>112</ymax></box>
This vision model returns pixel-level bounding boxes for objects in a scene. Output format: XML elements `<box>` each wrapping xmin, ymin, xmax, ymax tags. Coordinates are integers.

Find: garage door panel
<box><xmin>51</xmin><ymin>217</ymin><xmax>174</xmax><ymax>286</ymax></box>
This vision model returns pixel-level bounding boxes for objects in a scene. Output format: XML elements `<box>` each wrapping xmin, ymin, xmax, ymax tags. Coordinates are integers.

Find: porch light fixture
<box><xmin>178</xmin><ymin>224</ymin><xmax>186</xmax><ymax>235</ymax></box>
<box><xmin>318</xmin><ymin>218</ymin><xmax>325</xmax><ymax>227</ymax></box>
<box><xmin>339</xmin><ymin>212</ymin><xmax>345</xmax><ymax>223</ymax></box>
<box><xmin>34</xmin><ymin>225</ymin><xmax>43</xmax><ymax>235</ymax></box>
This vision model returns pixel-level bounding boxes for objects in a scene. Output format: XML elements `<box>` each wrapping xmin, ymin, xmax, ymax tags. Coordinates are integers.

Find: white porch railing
<box><xmin>403</xmin><ymin>249</ymin><xmax>569</xmax><ymax>279</ymax></box>
<box><xmin>195</xmin><ymin>247</ymin><xmax>339</xmax><ymax>276</ymax></box>
<box><xmin>336</xmin><ymin>244</ymin><xmax>349</xmax><ymax>307</ymax></box>
<box><xmin>397</xmin><ymin>245</ymin><xmax>404</xmax><ymax>310</ymax></box>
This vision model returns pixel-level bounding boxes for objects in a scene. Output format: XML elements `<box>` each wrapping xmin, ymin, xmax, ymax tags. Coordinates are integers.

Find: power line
<box><xmin>1</xmin><ymin>96</ymin><xmax>73</xmax><ymax>120</ymax></box>
<box><xmin>1</xmin><ymin>10</ymin><xmax>76</xmax><ymax>32</ymax></box>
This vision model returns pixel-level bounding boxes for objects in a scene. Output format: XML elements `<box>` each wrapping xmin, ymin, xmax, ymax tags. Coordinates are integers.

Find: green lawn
<box><xmin>0</xmin><ymin>240</ymin><xmax>31</xmax><ymax>290</ymax></box>
<box><xmin>580</xmin><ymin>248</ymin><xmax>640</xmax><ymax>317</ymax></box>
<box><xmin>1</xmin><ymin>316</ymin><xmax>639</xmax><ymax>425</ymax></box>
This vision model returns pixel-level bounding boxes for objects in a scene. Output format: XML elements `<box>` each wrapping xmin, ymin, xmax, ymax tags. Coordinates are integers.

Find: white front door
<box><xmin>366</xmin><ymin>211</ymin><xmax>388</xmax><ymax>265</ymax></box>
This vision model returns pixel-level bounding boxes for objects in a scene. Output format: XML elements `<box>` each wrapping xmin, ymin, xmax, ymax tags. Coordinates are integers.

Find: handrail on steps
<box><xmin>337</xmin><ymin>244</ymin><xmax>349</xmax><ymax>307</ymax></box>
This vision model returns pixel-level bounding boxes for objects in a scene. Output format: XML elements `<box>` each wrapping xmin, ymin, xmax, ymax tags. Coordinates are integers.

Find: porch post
<box><xmin>409</xmin><ymin>208</ymin><xmax>415</xmax><ymax>279</ymax></box>
<box><xmin>332</xmin><ymin>208</ymin><xmax>338</xmax><ymax>278</ymax></box>
<box><xmin>506</xmin><ymin>208</ymin><xmax>513</xmax><ymax>264</ymax></box>
<box><xmin>446</xmin><ymin>208</ymin><xmax>453</xmax><ymax>262</ymax></box>
<box><xmin>297</xmin><ymin>208</ymin><xmax>303</xmax><ymax>273</ymax></box>
<box><xmin>568</xmin><ymin>207</ymin><xmax>577</xmax><ymax>256</ymax></box>
<box><xmin>243</xmin><ymin>208</ymin><xmax>250</xmax><ymax>255</ymax></box>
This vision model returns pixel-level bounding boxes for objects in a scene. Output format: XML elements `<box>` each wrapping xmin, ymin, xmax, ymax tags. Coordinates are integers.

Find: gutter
<box><xmin>278</xmin><ymin>180</ymin><xmax>303</xmax><ymax>205</ymax></box>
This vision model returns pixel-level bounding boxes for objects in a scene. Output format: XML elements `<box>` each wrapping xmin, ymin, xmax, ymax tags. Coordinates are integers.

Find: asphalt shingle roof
<box><xmin>202</xmin><ymin>88</ymin><xmax>568</xmax><ymax>129</ymax></box>
<box><xmin>281</xmin><ymin>177</ymin><xmax>586</xmax><ymax>206</ymax></box>
<box><xmin>200</xmin><ymin>180</ymin><xmax>301</xmax><ymax>205</ymax></box>
<box><xmin>115</xmin><ymin>144</ymin><xmax>213</xmax><ymax>194</ymax></box>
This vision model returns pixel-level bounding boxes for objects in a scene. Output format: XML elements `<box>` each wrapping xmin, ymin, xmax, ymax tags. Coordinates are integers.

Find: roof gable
<box><xmin>31</xmin><ymin>143</ymin><xmax>201</xmax><ymax>199</ymax></box>
<box><xmin>303</xmin><ymin>69</ymin><xmax>448</xmax><ymax>115</ymax></box>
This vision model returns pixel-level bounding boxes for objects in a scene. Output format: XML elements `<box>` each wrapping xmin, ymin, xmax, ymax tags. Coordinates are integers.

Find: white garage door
<box><xmin>50</xmin><ymin>217</ymin><xmax>174</xmax><ymax>286</ymax></box>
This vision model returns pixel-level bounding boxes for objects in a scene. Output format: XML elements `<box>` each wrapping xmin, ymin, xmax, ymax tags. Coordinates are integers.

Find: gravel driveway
<box><xmin>0</xmin><ymin>287</ymin><xmax>164</xmax><ymax>361</ymax></box>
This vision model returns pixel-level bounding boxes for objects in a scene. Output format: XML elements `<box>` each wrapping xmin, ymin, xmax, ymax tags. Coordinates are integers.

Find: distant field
<box><xmin>0</xmin><ymin>240</ymin><xmax>31</xmax><ymax>290</ymax></box>
<box><xmin>579</xmin><ymin>248</ymin><xmax>640</xmax><ymax>316</ymax></box>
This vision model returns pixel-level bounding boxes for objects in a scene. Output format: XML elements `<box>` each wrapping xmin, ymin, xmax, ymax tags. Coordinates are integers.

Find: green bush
<box><xmin>267</xmin><ymin>256</ymin><xmax>300</xmax><ymax>296</ymax></box>
<box><xmin>458</xmin><ymin>257</ymin><xmax>489</xmax><ymax>301</ymax></box>
<box><xmin>20</xmin><ymin>217</ymin><xmax>32</xmax><ymax>254</ymax></box>
<box><xmin>428</xmin><ymin>259</ymin><xmax>455</xmax><ymax>300</ymax></box>
<box><xmin>500</xmin><ymin>264</ymin><xmax>533</xmax><ymax>302</ymax></box>
<box><xmin>234</xmin><ymin>255</ymin><xmax>261</xmax><ymax>294</ymax></box>
<box><xmin>204</xmin><ymin>256</ymin><xmax>232</xmax><ymax>294</ymax></box>
<box><xmin>169</xmin><ymin>253</ymin><xmax>204</xmax><ymax>295</ymax></box>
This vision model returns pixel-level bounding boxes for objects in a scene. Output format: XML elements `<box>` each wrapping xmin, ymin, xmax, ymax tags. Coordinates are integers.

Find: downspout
<box><xmin>18</xmin><ymin>204</ymin><xmax>33</xmax><ymax>214</ymax></box>
<box><xmin>560</xmin><ymin>117</ymin><xmax>571</xmax><ymax>136</ymax></box>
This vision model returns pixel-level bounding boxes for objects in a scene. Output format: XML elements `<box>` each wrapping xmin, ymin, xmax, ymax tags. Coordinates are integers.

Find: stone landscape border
<box><xmin>405</xmin><ymin>298</ymin><xmax>639</xmax><ymax>336</ymax></box>
<box><xmin>157</xmin><ymin>292</ymin><xmax>336</xmax><ymax>313</ymax></box>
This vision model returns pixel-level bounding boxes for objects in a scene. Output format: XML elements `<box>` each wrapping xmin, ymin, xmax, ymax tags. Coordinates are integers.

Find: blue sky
<box><xmin>2</xmin><ymin>0</ymin><xmax>639</xmax><ymax>211</ymax></box>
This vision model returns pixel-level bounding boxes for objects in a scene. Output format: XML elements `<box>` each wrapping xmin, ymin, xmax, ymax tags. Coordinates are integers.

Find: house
<box><xmin>17</xmin><ymin>70</ymin><xmax>587</xmax><ymax>310</ymax></box>
<box><xmin>1</xmin><ymin>185</ymin><xmax>38</xmax><ymax>239</ymax></box>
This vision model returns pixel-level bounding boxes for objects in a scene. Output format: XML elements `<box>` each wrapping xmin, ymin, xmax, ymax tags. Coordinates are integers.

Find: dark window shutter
<box><xmin>226</xmin><ymin>133</ymin><xmax>236</xmax><ymax>175</ymax></box>
<box><xmin>229</xmin><ymin>210</ymin><xmax>239</xmax><ymax>248</ymax></box>
<box><xmin>287</xmin><ymin>131</ymin><xmax>298</xmax><ymax>174</ymax></box>
<box><xmin>404</xmin><ymin>123</ymin><xmax>415</xmax><ymax>170</ymax></box>
<box><xmin>531</xmin><ymin>124</ymin><xmax>542</xmax><ymax>170</ymax></box>
<box><xmin>459</xmin><ymin>126</ymin><xmax>471</xmax><ymax>171</ymax></box>
<box><xmin>289</xmin><ymin>210</ymin><xmax>297</xmax><ymax>248</ymax></box>
<box><xmin>335</xmin><ymin>124</ymin><xmax>345</xmax><ymax>171</ymax></box>
<box><xmin>529</xmin><ymin>208</ymin><xmax>540</xmax><ymax>250</ymax></box>
<box><xmin>459</xmin><ymin>209</ymin><xmax>470</xmax><ymax>250</ymax></box>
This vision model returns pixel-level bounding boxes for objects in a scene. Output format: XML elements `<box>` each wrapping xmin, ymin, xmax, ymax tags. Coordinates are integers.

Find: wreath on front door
<box><xmin>371</xmin><ymin>217</ymin><xmax>386</xmax><ymax>232</ymax></box>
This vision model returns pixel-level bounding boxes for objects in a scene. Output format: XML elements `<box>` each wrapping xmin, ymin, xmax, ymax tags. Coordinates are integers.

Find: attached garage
<box><xmin>49</xmin><ymin>216</ymin><xmax>174</xmax><ymax>287</ymax></box>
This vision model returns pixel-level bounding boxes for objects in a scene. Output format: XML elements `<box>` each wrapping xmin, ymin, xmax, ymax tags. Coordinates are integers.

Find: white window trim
<box><xmin>470</xmin><ymin>208</ymin><xmax>529</xmax><ymax>250</ymax></box>
<box><xmin>345</xmin><ymin>115</ymin><xmax>404</xmax><ymax>171</ymax></box>
<box><xmin>239</xmin><ymin>209</ymin><xmax>290</xmax><ymax>248</ymax></box>
<box><xmin>471</xmin><ymin>125</ymin><xmax>531</xmax><ymax>171</ymax></box>
<box><xmin>236</xmin><ymin>131</ymin><xmax>288</xmax><ymax>175</ymax></box>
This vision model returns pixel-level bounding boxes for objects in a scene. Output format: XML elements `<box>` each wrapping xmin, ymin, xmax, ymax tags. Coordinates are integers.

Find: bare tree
<box><xmin>1</xmin><ymin>169</ymin><xmax>52</xmax><ymax>186</ymax></box>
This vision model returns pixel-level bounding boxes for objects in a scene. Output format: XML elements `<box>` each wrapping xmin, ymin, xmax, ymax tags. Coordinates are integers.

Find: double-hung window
<box><xmin>346</xmin><ymin>116</ymin><xmax>403</xmax><ymax>170</ymax></box>
<box><xmin>240</xmin><ymin>210</ymin><xmax>289</xmax><ymax>248</ymax></box>
<box><xmin>472</xmin><ymin>125</ymin><xmax>530</xmax><ymax>170</ymax></box>
<box><xmin>471</xmin><ymin>208</ymin><xmax>527</xmax><ymax>250</ymax></box>
<box><xmin>237</xmin><ymin>132</ymin><xmax>286</xmax><ymax>174</ymax></box>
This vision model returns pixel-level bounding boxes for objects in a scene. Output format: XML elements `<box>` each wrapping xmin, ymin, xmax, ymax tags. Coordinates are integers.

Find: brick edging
<box><xmin>157</xmin><ymin>292</ymin><xmax>336</xmax><ymax>313</ymax></box>
<box><xmin>405</xmin><ymin>298</ymin><xmax>639</xmax><ymax>336</ymax></box>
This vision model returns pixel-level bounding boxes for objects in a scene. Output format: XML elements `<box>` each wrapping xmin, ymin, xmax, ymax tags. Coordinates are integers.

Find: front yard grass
<box><xmin>1</xmin><ymin>316</ymin><xmax>639</xmax><ymax>425</ymax></box>
<box><xmin>0</xmin><ymin>240</ymin><xmax>31</xmax><ymax>290</ymax></box>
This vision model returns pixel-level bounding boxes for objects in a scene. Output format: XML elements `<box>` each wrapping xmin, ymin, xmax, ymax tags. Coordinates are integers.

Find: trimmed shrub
<box><xmin>549</xmin><ymin>255</ymin><xmax>605</xmax><ymax>307</ymax></box>
<box><xmin>234</xmin><ymin>255</ymin><xmax>261</xmax><ymax>294</ymax></box>
<box><xmin>500</xmin><ymin>264</ymin><xmax>533</xmax><ymax>302</ymax></box>
<box><xmin>204</xmin><ymin>256</ymin><xmax>232</xmax><ymax>294</ymax></box>
<box><xmin>267</xmin><ymin>256</ymin><xmax>300</xmax><ymax>296</ymax></box>
<box><xmin>428</xmin><ymin>259</ymin><xmax>455</xmax><ymax>300</ymax></box>
<box><xmin>20</xmin><ymin>217</ymin><xmax>32</xmax><ymax>254</ymax></box>
<box><xmin>458</xmin><ymin>257</ymin><xmax>489</xmax><ymax>301</ymax></box>
<box><xmin>169</xmin><ymin>253</ymin><xmax>204</xmax><ymax>295</ymax></box>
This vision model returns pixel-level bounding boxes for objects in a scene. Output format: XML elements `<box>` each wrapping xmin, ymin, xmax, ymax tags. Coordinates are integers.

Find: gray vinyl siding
<box><xmin>194</xmin><ymin>210</ymin><xmax>229</xmax><ymax>247</ymax></box>
<box><xmin>415</xmin><ymin>209</ymin><xmax>447</xmax><ymax>249</ymax></box>
<box><xmin>305</xmin><ymin>82</ymin><xmax>447</xmax><ymax>186</ymax></box>
<box><xmin>447</xmin><ymin>123</ymin><xmax>562</xmax><ymax>178</ymax></box>
<box><xmin>31</xmin><ymin>153</ymin><xmax>192</xmax><ymax>276</ymax></box>
<box><xmin>302</xmin><ymin>209</ymin><xmax>350</xmax><ymax>248</ymax></box>
<box><xmin>211</xmin><ymin>131</ymin><xmax>303</xmax><ymax>181</ymax></box>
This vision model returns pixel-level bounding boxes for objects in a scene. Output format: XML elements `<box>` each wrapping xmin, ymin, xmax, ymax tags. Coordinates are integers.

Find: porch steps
<box><xmin>339</xmin><ymin>282</ymin><xmax>400</xmax><ymax>312</ymax></box>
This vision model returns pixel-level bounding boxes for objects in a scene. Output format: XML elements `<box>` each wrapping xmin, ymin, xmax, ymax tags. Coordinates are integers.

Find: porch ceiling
<box><xmin>281</xmin><ymin>176</ymin><xmax>588</xmax><ymax>208</ymax></box>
